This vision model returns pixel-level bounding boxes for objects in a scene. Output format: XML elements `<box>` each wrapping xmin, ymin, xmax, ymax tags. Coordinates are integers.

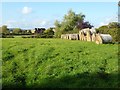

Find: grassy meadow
<box><xmin>2</xmin><ymin>38</ymin><xmax>118</xmax><ymax>88</ymax></box>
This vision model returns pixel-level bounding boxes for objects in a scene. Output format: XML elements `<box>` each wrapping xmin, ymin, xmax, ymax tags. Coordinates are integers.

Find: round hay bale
<box><xmin>100</xmin><ymin>34</ymin><xmax>112</xmax><ymax>43</ymax></box>
<box><xmin>68</xmin><ymin>34</ymin><xmax>79</xmax><ymax>40</ymax></box>
<box><xmin>92</xmin><ymin>33</ymin><xmax>96</xmax><ymax>42</ymax></box>
<box><xmin>95</xmin><ymin>34</ymin><xmax>103</xmax><ymax>44</ymax></box>
<box><xmin>86</xmin><ymin>30</ymin><xmax>92</xmax><ymax>41</ymax></box>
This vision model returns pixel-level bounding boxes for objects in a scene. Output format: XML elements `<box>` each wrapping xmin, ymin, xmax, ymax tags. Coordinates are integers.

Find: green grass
<box><xmin>2</xmin><ymin>38</ymin><xmax>118</xmax><ymax>88</ymax></box>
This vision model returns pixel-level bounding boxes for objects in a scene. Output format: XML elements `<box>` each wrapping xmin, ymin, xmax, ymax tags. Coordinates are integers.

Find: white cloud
<box><xmin>34</xmin><ymin>20</ymin><xmax>49</xmax><ymax>26</ymax></box>
<box><xmin>7</xmin><ymin>20</ymin><xmax>17</xmax><ymax>23</ymax></box>
<box><xmin>41</xmin><ymin>21</ymin><xmax>47</xmax><ymax>26</ymax></box>
<box><xmin>22</xmin><ymin>6</ymin><xmax>32</xmax><ymax>14</ymax></box>
<box><xmin>97</xmin><ymin>16</ymin><xmax>118</xmax><ymax>28</ymax></box>
<box><xmin>4</xmin><ymin>19</ymin><xmax>54</xmax><ymax>29</ymax></box>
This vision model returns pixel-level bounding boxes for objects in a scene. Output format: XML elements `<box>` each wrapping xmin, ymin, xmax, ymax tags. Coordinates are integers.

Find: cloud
<box><xmin>4</xmin><ymin>20</ymin><xmax>17</xmax><ymax>27</ymax></box>
<box><xmin>31</xmin><ymin>19</ymin><xmax>51</xmax><ymax>27</ymax></box>
<box><xmin>4</xmin><ymin>19</ymin><xmax>54</xmax><ymax>29</ymax></box>
<box><xmin>22</xmin><ymin>6</ymin><xmax>32</xmax><ymax>14</ymax></box>
<box><xmin>97</xmin><ymin>16</ymin><xmax>118</xmax><ymax>28</ymax></box>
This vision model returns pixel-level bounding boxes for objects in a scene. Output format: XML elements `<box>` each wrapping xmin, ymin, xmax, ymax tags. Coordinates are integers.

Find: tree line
<box><xmin>0</xmin><ymin>25</ymin><xmax>54</xmax><ymax>38</ymax></box>
<box><xmin>0</xmin><ymin>26</ymin><xmax>32</xmax><ymax>35</ymax></box>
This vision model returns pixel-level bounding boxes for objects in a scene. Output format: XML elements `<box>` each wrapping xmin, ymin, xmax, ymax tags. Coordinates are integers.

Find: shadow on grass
<box><xmin>2</xmin><ymin>72</ymin><xmax>119</xmax><ymax>89</ymax></box>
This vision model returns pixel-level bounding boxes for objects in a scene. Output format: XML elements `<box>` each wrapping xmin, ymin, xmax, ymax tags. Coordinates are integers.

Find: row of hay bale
<box><xmin>61</xmin><ymin>28</ymin><xmax>112</xmax><ymax>44</ymax></box>
<box><xmin>61</xmin><ymin>34</ymin><xmax>79</xmax><ymax>40</ymax></box>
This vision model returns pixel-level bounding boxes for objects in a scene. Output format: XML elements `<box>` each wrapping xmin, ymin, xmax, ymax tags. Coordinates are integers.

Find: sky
<box><xmin>1</xmin><ymin>2</ymin><xmax>118</xmax><ymax>29</ymax></box>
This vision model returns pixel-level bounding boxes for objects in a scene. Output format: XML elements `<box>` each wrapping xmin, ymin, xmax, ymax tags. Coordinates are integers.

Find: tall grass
<box><xmin>2</xmin><ymin>38</ymin><xmax>118</xmax><ymax>88</ymax></box>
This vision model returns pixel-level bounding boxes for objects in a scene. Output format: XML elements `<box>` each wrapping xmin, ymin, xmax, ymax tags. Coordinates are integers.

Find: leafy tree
<box><xmin>96</xmin><ymin>25</ymin><xmax>108</xmax><ymax>34</ymax></box>
<box><xmin>54</xmin><ymin>20</ymin><xmax>61</xmax><ymax>28</ymax></box>
<box><xmin>108</xmin><ymin>22</ymin><xmax>120</xmax><ymax>28</ymax></box>
<box><xmin>54</xmin><ymin>20</ymin><xmax>62</xmax><ymax>37</ymax></box>
<box><xmin>54</xmin><ymin>9</ymin><xmax>93</xmax><ymax>37</ymax></box>
<box><xmin>77</xmin><ymin>21</ymin><xmax>93</xmax><ymax>29</ymax></box>
<box><xmin>27</xmin><ymin>30</ymin><xmax>32</xmax><ymax>34</ymax></box>
<box><xmin>21</xmin><ymin>30</ymin><xmax>27</xmax><ymax>35</ymax></box>
<box><xmin>1</xmin><ymin>25</ymin><xmax>9</xmax><ymax>34</ymax></box>
<box><xmin>45</xmin><ymin>28</ymin><xmax>54</xmax><ymax>35</ymax></box>
<box><xmin>13</xmin><ymin>28</ymin><xmax>21</xmax><ymax>35</ymax></box>
<box><xmin>44</xmin><ymin>28</ymin><xmax>54</xmax><ymax>38</ymax></box>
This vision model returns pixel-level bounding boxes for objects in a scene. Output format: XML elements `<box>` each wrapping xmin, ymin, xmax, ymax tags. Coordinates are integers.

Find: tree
<box><xmin>13</xmin><ymin>28</ymin><xmax>21</xmax><ymax>35</ymax></box>
<box><xmin>96</xmin><ymin>25</ymin><xmax>108</xmax><ymax>34</ymax></box>
<box><xmin>77</xmin><ymin>21</ymin><xmax>93</xmax><ymax>29</ymax></box>
<box><xmin>54</xmin><ymin>9</ymin><xmax>93</xmax><ymax>37</ymax></box>
<box><xmin>62</xmin><ymin>9</ymin><xmax>85</xmax><ymax>32</ymax></box>
<box><xmin>54</xmin><ymin>20</ymin><xmax>62</xmax><ymax>37</ymax></box>
<box><xmin>108</xmin><ymin>22</ymin><xmax>120</xmax><ymax>28</ymax></box>
<box><xmin>1</xmin><ymin>25</ymin><xmax>9</xmax><ymax>34</ymax></box>
<box><xmin>21</xmin><ymin>30</ymin><xmax>27</xmax><ymax>35</ymax></box>
<box><xmin>54</xmin><ymin>20</ymin><xmax>61</xmax><ymax>28</ymax></box>
<box><xmin>27</xmin><ymin>30</ymin><xmax>32</xmax><ymax>34</ymax></box>
<box><xmin>44</xmin><ymin>28</ymin><xmax>54</xmax><ymax>38</ymax></box>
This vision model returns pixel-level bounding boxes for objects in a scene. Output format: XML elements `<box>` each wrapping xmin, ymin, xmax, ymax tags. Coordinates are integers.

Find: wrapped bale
<box><xmin>92</xmin><ymin>33</ymin><xmax>96</xmax><ymax>42</ymax></box>
<box><xmin>84</xmin><ymin>35</ymin><xmax>87</xmax><ymax>41</ymax></box>
<box><xmin>79</xmin><ymin>31</ymin><xmax>81</xmax><ymax>40</ymax></box>
<box><xmin>100</xmin><ymin>34</ymin><xmax>112</xmax><ymax>43</ymax></box>
<box><xmin>79</xmin><ymin>28</ymin><xmax>93</xmax><ymax>41</ymax></box>
<box><xmin>86</xmin><ymin>30</ymin><xmax>92</xmax><ymax>41</ymax></box>
<box><xmin>79</xmin><ymin>31</ymin><xmax>82</xmax><ymax>40</ymax></box>
<box><xmin>90</xmin><ymin>28</ymin><xmax>96</xmax><ymax>34</ymax></box>
<box><xmin>95</xmin><ymin>34</ymin><xmax>103</xmax><ymax>44</ymax></box>
<box><xmin>69</xmin><ymin>34</ymin><xmax>79</xmax><ymax>40</ymax></box>
<box><xmin>66</xmin><ymin>34</ymin><xmax>69</xmax><ymax>39</ymax></box>
<box><xmin>81</xmin><ymin>28</ymin><xmax>90</xmax><ymax>34</ymax></box>
<box><xmin>78</xmin><ymin>32</ymin><xmax>81</xmax><ymax>41</ymax></box>
<box><xmin>95</xmin><ymin>34</ymin><xmax>112</xmax><ymax>44</ymax></box>
<box><xmin>61</xmin><ymin>34</ymin><xmax>67</xmax><ymax>39</ymax></box>
<box><xmin>79</xmin><ymin>31</ymin><xmax>85</xmax><ymax>41</ymax></box>
<box><xmin>79</xmin><ymin>28</ymin><xmax>96</xmax><ymax>41</ymax></box>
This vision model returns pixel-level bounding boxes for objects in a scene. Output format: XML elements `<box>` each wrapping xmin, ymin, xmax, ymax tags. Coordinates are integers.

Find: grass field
<box><xmin>2</xmin><ymin>38</ymin><xmax>119</xmax><ymax>88</ymax></box>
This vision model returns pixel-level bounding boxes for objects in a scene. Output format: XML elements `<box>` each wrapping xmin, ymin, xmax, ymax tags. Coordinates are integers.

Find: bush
<box><xmin>2</xmin><ymin>35</ymin><xmax>14</xmax><ymax>38</ymax></box>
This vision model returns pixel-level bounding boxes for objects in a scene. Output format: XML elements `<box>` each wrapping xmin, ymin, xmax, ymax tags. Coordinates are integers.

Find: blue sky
<box><xmin>1</xmin><ymin>2</ymin><xmax>118</xmax><ymax>29</ymax></box>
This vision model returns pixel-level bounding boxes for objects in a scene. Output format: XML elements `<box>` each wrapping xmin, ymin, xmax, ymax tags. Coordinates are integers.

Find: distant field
<box><xmin>2</xmin><ymin>38</ymin><xmax>118</xmax><ymax>88</ymax></box>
